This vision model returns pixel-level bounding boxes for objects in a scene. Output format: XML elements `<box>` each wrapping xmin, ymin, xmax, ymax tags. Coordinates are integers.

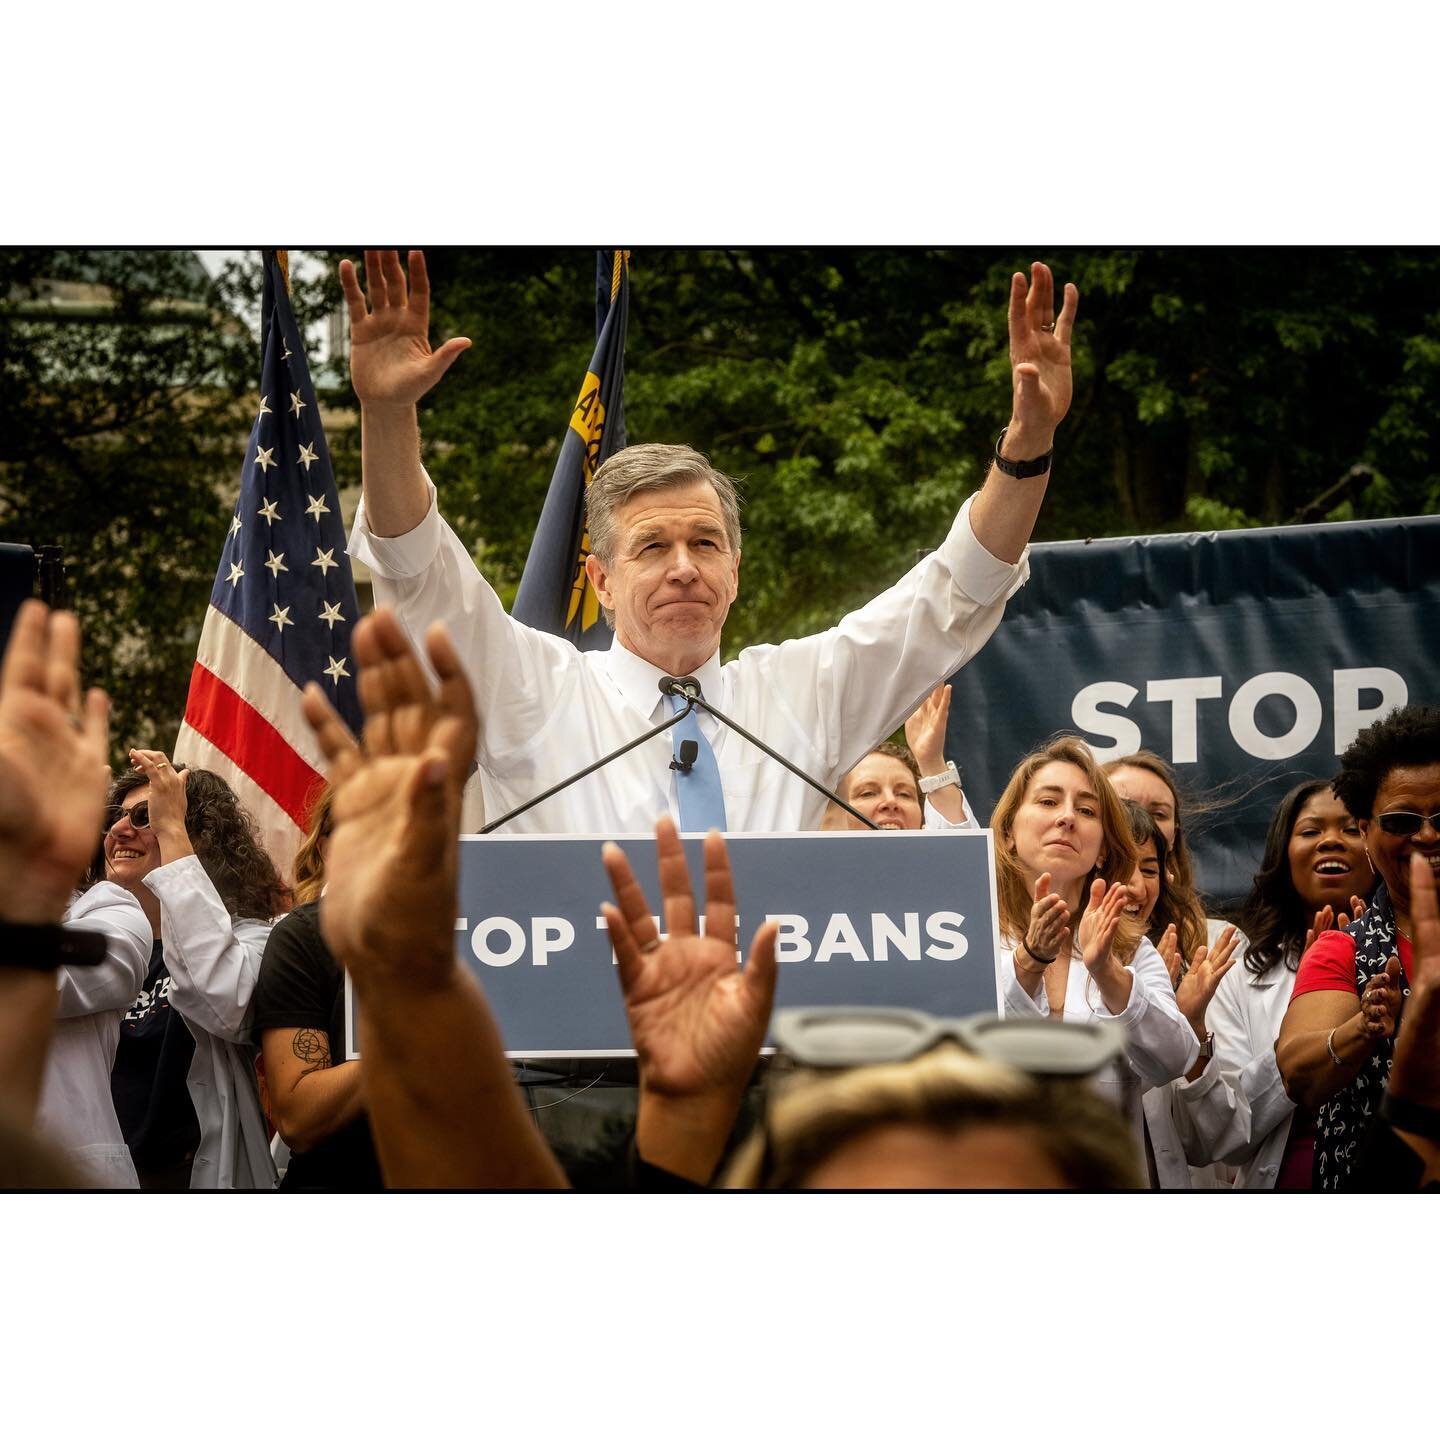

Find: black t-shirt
<box><xmin>245</xmin><ymin>902</ymin><xmax>383</xmax><ymax>1191</ymax></box>
<box><xmin>110</xmin><ymin>940</ymin><xmax>201</xmax><ymax>1190</ymax></box>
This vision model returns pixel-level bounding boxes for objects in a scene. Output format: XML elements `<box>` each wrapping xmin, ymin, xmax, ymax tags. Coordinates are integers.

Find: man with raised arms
<box><xmin>342</xmin><ymin>250</ymin><xmax>1078</xmax><ymax>836</ymax></box>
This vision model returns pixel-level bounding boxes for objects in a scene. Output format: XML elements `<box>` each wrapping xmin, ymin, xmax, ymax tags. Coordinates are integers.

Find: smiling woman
<box><xmin>1276</xmin><ymin>705</ymin><xmax>1440</xmax><ymax>1189</ymax></box>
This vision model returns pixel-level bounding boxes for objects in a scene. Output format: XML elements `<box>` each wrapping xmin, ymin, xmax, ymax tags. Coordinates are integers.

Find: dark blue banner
<box><xmin>945</xmin><ymin>513</ymin><xmax>1440</xmax><ymax>905</ymax></box>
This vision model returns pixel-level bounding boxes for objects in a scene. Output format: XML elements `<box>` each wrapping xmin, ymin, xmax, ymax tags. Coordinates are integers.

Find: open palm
<box><xmin>602</xmin><ymin>818</ymin><xmax>778</xmax><ymax>1098</ymax></box>
<box><xmin>0</xmin><ymin>603</ymin><xmax>109</xmax><ymax>922</ymax></box>
<box><xmin>1007</xmin><ymin>261</ymin><xmax>1079</xmax><ymax>438</ymax></box>
<box><xmin>339</xmin><ymin>249</ymin><xmax>471</xmax><ymax>409</ymax></box>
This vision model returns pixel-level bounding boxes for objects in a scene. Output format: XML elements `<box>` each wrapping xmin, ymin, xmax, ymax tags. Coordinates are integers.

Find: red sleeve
<box><xmin>1290</xmin><ymin>929</ymin><xmax>1359</xmax><ymax>1001</ymax></box>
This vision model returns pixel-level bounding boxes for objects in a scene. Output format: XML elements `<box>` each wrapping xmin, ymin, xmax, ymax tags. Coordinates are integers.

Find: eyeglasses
<box><xmin>769</xmin><ymin>1007</ymin><xmax>1128</xmax><ymax>1078</ymax></box>
<box><xmin>1375</xmin><ymin>811</ymin><xmax>1440</xmax><ymax>837</ymax></box>
<box><xmin>104</xmin><ymin>800</ymin><xmax>151</xmax><ymax>832</ymax></box>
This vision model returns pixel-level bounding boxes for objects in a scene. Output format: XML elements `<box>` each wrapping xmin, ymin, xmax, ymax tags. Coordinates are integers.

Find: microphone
<box><xmin>480</xmin><ymin>690</ymin><xmax>698</xmax><ymax>834</ymax></box>
<box><xmin>661</xmin><ymin>676</ymin><xmax>880</xmax><ymax>831</ymax></box>
<box><xmin>658</xmin><ymin>674</ymin><xmax>702</xmax><ymax>703</ymax></box>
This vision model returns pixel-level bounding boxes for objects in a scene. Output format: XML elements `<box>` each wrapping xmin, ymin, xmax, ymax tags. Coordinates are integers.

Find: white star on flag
<box><xmin>269</xmin><ymin>604</ymin><xmax>294</xmax><ymax>632</ymax></box>
<box><xmin>297</xmin><ymin>442</ymin><xmax>318</xmax><ymax>472</ymax></box>
<box><xmin>324</xmin><ymin>655</ymin><xmax>350</xmax><ymax>683</ymax></box>
<box><xmin>318</xmin><ymin>601</ymin><xmax>345</xmax><ymax>630</ymax></box>
<box><xmin>226</xmin><ymin>561</ymin><xmax>245</xmax><ymax>587</ymax></box>
<box><xmin>312</xmin><ymin>547</ymin><xmax>338</xmax><ymax>575</ymax></box>
<box><xmin>258</xmin><ymin>498</ymin><xmax>281</xmax><ymax>524</ymax></box>
<box><xmin>265</xmin><ymin>550</ymin><xmax>289</xmax><ymax>577</ymax></box>
<box><xmin>257</xmin><ymin>394</ymin><xmax>271</xmax><ymax>421</ymax></box>
<box><xmin>229</xmin><ymin>515</ymin><xmax>242</xmax><ymax>537</ymax></box>
<box><xmin>254</xmin><ymin>445</ymin><xmax>277</xmax><ymax>473</ymax></box>
<box><xmin>304</xmin><ymin>493</ymin><xmax>330</xmax><ymax>521</ymax></box>
<box><xmin>290</xmin><ymin>391</ymin><xmax>307</xmax><ymax>418</ymax></box>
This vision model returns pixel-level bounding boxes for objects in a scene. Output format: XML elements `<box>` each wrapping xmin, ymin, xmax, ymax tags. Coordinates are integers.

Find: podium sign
<box><xmin>346</xmin><ymin>828</ymin><xmax>1003</xmax><ymax>1059</ymax></box>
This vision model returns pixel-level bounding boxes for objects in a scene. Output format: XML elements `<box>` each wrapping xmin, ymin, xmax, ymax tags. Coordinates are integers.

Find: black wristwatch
<box><xmin>993</xmin><ymin>428</ymin><xmax>1054</xmax><ymax>479</ymax></box>
<box><xmin>0</xmin><ymin>920</ymin><xmax>109</xmax><ymax>971</ymax></box>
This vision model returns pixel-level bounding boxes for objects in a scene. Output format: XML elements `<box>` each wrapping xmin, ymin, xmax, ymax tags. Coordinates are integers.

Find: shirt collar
<box><xmin>603</xmin><ymin>639</ymin><xmax>725</xmax><ymax>722</ymax></box>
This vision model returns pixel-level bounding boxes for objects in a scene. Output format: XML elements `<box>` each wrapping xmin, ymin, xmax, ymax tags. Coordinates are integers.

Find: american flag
<box><xmin>173</xmin><ymin>251</ymin><xmax>363</xmax><ymax>879</ymax></box>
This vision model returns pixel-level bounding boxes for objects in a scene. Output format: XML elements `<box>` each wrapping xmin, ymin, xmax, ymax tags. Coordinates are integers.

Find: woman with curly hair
<box><xmin>1277</xmin><ymin>704</ymin><xmax>1440</xmax><ymax>1189</ymax></box>
<box><xmin>107</xmin><ymin>749</ymin><xmax>288</xmax><ymax>1189</ymax></box>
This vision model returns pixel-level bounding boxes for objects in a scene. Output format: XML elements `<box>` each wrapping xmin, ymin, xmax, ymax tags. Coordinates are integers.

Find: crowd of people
<box><xmin>4</xmin><ymin>248</ymin><xmax>1434</xmax><ymax>1191</ymax></box>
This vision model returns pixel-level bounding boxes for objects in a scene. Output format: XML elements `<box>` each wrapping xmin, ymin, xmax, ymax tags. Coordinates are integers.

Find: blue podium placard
<box><xmin>346</xmin><ymin>828</ymin><xmax>1003</xmax><ymax>1059</ymax></box>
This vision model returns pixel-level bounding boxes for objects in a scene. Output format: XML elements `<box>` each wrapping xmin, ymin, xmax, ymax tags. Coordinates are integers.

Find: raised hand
<box><xmin>302</xmin><ymin>607</ymin><xmax>478</xmax><ymax>992</ymax></box>
<box><xmin>128</xmin><ymin>748</ymin><xmax>191</xmax><ymax>862</ymax></box>
<box><xmin>1078</xmin><ymin>878</ymin><xmax>1130</xmax><ymax>975</ymax></box>
<box><xmin>1156</xmin><ymin>924</ymin><xmax>1184</xmax><ymax>988</ymax></box>
<box><xmin>1387</xmin><ymin>853</ymin><xmax>1440</xmax><ymax>1120</ymax></box>
<box><xmin>1176</xmin><ymin>924</ymin><xmax>1241</xmax><ymax>1036</ymax></box>
<box><xmin>1004</xmin><ymin>261</ymin><xmax>1080</xmax><ymax>455</ymax></box>
<box><xmin>904</xmin><ymin>683</ymin><xmax>952</xmax><ymax>774</ymax></box>
<box><xmin>339</xmin><ymin>249</ymin><xmax>471</xmax><ymax>411</ymax></box>
<box><xmin>1023</xmin><ymin>871</ymin><xmax>1071</xmax><ymax>964</ymax></box>
<box><xmin>602</xmin><ymin>816</ymin><xmax>778</xmax><ymax>1103</ymax></box>
<box><xmin>0</xmin><ymin>601</ymin><xmax>110</xmax><ymax>924</ymax></box>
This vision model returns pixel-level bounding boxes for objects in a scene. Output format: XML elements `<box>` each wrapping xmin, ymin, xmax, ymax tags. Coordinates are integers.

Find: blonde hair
<box><xmin>1103</xmin><ymin>750</ymin><xmax>1209</xmax><ymax>965</ymax></box>
<box><xmin>722</xmin><ymin>1044</ymin><xmax>1141</xmax><ymax>1189</ymax></box>
<box><xmin>291</xmin><ymin>782</ymin><xmax>334</xmax><ymax>908</ymax></box>
<box><xmin>989</xmin><ymin>736</ymin><xmax>1140</xmax><ymax>948</ymax></box>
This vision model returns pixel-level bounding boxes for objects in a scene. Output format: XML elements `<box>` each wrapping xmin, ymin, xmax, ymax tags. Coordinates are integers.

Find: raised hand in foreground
<box><xmin>0</xmin><ymin>600</ymin><xmax>109</xmax><ymax>924</ymax></box>
<box><xmin>1076</xmin><ymin>878</ymin><xmax>1135</xmax><ymax>1016</ymax></box>
<box><xmin>0</xmin><ymin>600</ymin><xmax>109</xmax><ymax>1124</ymax></box>
<box><xmin>302</xmin><ymin>606</ymin><xmax>564</xmax><ymax>1188</ymax></box>
<box><xmin>602</xmin><ymin>817</ymin><xmax>778</xmax><ymax>1184</ymax></box>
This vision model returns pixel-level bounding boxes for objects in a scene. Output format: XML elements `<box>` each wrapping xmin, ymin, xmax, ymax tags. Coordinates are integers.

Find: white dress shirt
<box><xmin>349</xmin><ymin>477</ymin><xmax>1028</xmax><ymax>836</ymax></box>
<box><xmin>1000</xmin><ymin>934</ymin><xmax>1200</xmax><ymax>1163</ymax></box>
<box><xmin>35</xmin><ymin>884</ymin><xmax>153</xmax><ymax>1187</ymax></box>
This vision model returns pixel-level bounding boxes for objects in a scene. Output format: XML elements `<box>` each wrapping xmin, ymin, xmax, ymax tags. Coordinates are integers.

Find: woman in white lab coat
<box><xmin>1171</xmin><ymin>778</ymin><xmax>1374</xmax><ymax>1189</ymax></box>
<box><xmin>993</xmin><ymin>737</ymin><xmax>1199</xmax><ymax>1162</ymax></box>
<box><xmin>105</xmin><ymin>751</ymin><xmax>288</xmax><ymax>1189</ymax></box>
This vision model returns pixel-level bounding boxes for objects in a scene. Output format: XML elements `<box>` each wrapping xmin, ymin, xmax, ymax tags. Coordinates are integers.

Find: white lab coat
<box><xmin>35</xmin><ymin>884</ymin><xmax>152</xmax><ymax>1187</ymax></box>
<box><xmin>1169</xmin><ymin>946</ymin><xmax>1300</xmax><ymax>1190</ymax></box>
<box><xmin>1000</xmin><ymin>934</ymin><xmax>1199</xmax><ymax>1165</ymax></box>
<box><xmin>142</xmin><ymin>855</ymin><xmax>278</xmax><ymax>1190</ymax></box>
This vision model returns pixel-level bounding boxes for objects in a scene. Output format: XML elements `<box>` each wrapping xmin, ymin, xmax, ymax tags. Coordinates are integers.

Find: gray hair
<box><xmin>585</xmin><ymin>443</ymin><xmax>743</xmax><ymax>567</ymax></box>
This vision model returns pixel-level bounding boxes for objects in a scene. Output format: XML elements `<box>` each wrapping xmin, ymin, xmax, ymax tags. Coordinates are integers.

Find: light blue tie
<box><xmin>669</xmin><ymin>693</ymin><xmax>727</xmax><ymax>833</ymax></box>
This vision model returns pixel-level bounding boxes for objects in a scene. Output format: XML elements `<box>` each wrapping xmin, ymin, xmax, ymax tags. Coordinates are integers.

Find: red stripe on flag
<box><xmin>183</xmin><ymin>662</ymin><xmax>324</xmax><ymax>828</ymax></box>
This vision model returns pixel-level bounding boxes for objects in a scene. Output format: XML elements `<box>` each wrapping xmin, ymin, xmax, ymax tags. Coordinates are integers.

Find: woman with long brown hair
<box><xmin>993</xmin><ymin>738</ymin><xmax>1198</xmax><ymax>1147</ymax></box>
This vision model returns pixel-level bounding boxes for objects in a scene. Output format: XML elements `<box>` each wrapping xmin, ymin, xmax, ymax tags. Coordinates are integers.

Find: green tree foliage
<box><xmin>4</xmin><ymin>248</ymin><xmax>1437</xmax><ymax>752</ymax></box>
<box><xmin>0</xmin><ymin>250</ymin><xmax>332</xmax><ymax>759</ymax></box>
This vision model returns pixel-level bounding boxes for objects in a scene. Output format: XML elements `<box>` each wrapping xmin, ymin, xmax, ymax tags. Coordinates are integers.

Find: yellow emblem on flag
<box><xmin>566</xmin><ymin>370</ymin><xmax>606</xmax><ymax>631</ymax></box>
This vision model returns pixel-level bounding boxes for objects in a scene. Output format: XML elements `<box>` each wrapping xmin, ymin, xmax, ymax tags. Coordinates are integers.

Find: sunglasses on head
<box><xmin>769</xmin><ymin>1007</ymin><xmax>1128</xmax><ymax>1077</ymax></box>
<box><xmin>1376</xmin><ymin>811</ymin><xmax>1440</xmax><ymax>837</ymax></box>
<box><xmin>105</xmin><ymin>800</ymin><xmax>151</xmax><ymax>832</ymax></box>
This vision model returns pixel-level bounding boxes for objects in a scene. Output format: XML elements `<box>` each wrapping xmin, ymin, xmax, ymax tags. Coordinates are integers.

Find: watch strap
<box><xmin>0</xmin><ymin>920</ymin><xmax>109</xmax><ymax>972</ymax></box>
<box><xmin>993</xmin><ymin>428</ymin><xmax>1054</xmax><ymax>480</ymax></box>
<box><xmin>919</xmin><ymin>761</ymin><xmax>961</xmax><ymax>795</ymax></box>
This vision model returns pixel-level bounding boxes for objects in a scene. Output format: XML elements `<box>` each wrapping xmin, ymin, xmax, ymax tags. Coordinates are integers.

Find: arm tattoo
<box><xmin>291</xmin><ymin>1027</ymin><xmax>332</xmax><ymax>1077</ymax></box>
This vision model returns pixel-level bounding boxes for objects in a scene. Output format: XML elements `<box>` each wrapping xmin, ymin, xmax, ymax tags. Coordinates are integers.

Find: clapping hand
<box><xmin>1156</xmin><ymin>924</ymin><xmax>1184</xmax><ymax>988</ymax></box>
<box><xmin>0</xmin><ymin>601</ymin><xmax>109</xmax><ymax>924</ymax></box>
<box><xmin>302</xmin><ymin>607</ymin><xmax>478</xmax><ymax>992</ymax></box>
<box><xmin>1077</xmin><ymin>878</ymin><xmax>1130</xmax><ymax>975</ymax></box>
<box><xmin>601</xmin><ymin>817</ymin><xmax>779</xmax><ymax>1183</ymax></box>
<box><xmin>1176</xmin><ymin>925</ymin><xmax>1241</xmax><ymax>1037</ymax></box>
<box><xmin>1023</xmin><ymin>871</ymin><xmax>1071</xmax><ymax>965</ymax></box>
<box><xmin>1304</xmin><ymin>896</ymin><xmax>1369</xmax><ymax>955</ymax></box>
<box><xmin>1386</xmin><ymin>854</ymin><xmax>1440</xmax><ymax>1170</ymax></box>
<box><xmin>1360</xmin><ymin>956</ymin><xmax>1403</xmax><ymax>1041</ymax></box>
<box><xmin>339</xmin><ymin>250</ymin><xmax>471</xmax><ymax>411</ymax></box>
